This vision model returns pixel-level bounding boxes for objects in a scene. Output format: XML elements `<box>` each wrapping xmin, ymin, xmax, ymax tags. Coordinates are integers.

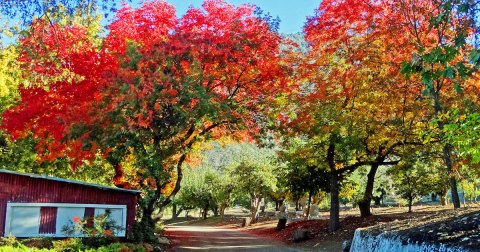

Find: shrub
<box><xmin>0</xmin><ymin>246</ymin><xmax>52</xmax><ymax>252</ymax></box>
<box><xmin>21</xmin><ymin>237</ymin><xmax>54</xmax><ymax>249</ymax></box>
<box><xmin>86</xmin><ymin>243</ymin><xmax>147</xmax><ymax>252</ymax></box>
<box><xmin>53</xmin><ymin>238</ymin><xmax>84</xmax><ymax>252</ymax></box>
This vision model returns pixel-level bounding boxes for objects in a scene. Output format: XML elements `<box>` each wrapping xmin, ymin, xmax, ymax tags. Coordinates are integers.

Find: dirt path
<box><xmin>164</xmin><ymin>225</ymin><xmax>307</xmax><ymax>251</ymax></box>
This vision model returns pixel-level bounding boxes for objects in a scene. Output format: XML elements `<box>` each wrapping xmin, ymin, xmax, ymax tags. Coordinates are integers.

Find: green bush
<box><xmin>128</xmin><ymin>222</ymin><xmax>157</xmax><ymax>244</ymax></box>
<box><xmin>87</xmin><ymin>243</ymin><xmax>147</xmax><ymax>252</ymax></box>
<box><xmin>0</xmin><ymin>235</ymin><xmax>21</xmax><ymax>247</ymax></box>
<box><xmin>53</xmin><ymin>238</ymin><xmax>85</xmax><ymax>252</ymax></box>
<box><xmin>0</xmin><ymin>245</ymin><xmax>52</xmax><ymax>251</ymax></box>
<box><xmin>0</xmin><ymin>242</ymin><xmax>151</xmax><ymax>252</ymax></box>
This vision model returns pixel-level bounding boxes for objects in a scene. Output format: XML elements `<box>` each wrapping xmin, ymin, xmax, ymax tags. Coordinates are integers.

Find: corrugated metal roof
<box><xmin>0</xmin><ymin>169</ymin><xmax>141</xmax><ymax>194</ymax></box>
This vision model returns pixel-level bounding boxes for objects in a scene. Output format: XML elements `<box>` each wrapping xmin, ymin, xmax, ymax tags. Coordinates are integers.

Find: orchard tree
<box><xmin>175</xmin><ymin>167</ymin><xmax>222</xmax><ymax>219</ymax></box>
<box><xmin>281</xmin><ymin>138</ymin><xmax>330</xmax><ymax>218</ymax></box>
<box><xmin>1</xmin><ymin>0</ymin><xmax>287</xmax><ymax>241</ymax></box>
<box><xmin>389</xmin><ymin>158</ymin><xmax>445</xmax><ymax>212</ymax></box>
<box><xmin>231</xmin><ymin>145</ymin><xmax>279</xmax><ymax>223</ymax></box>
<box><xmin>275</xmin><ymin>0</ymin><xmax>427</xmax><ymax>230</ymax></box>
<box><xmin>399</xmin><ymin>0</ymin><xmax>480</xmax><ymax>208</ymax></box>
<box><xmin>301</xmin><ymin>0</ymin><xmax>439</xmax><ymax>219</ymax></box>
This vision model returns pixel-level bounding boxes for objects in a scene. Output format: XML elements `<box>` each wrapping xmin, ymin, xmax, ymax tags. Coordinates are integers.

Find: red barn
<box><xmin>0</xmin><ymin>169</ymin><xmax>140</xmax><ymax>238</ymax></box>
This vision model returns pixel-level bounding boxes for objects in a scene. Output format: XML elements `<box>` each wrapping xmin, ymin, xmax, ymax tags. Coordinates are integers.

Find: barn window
<box><xmin>8</xmin><ymin>206</ymin><xmax>40</xmax><ymax>237</ymax></box>
<box><xmin>39</xmin><ymin>207</ymin><xmax>57</xmax><ymax>234</ymax></box>
<box><xmin>94</xmin><ymin>208</ymin><xmax>126</xmax><ymax>236</ymax></box>
<box><xmin>5</xmin><ymin>203</ymin><xmax>127</xmax><ymax>237</ymax></box>
<box><xmin>56</xmin><ymin>207</ymin><xmax>85</xmax><ymax>236</ymax></box>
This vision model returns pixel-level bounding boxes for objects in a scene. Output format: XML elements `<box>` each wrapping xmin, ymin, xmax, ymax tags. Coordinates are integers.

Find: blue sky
<box><xmin>1</xmin><ymin>0</ymin><xmax>321</xmax><ymax>45</ymax></box>
<box><xmin>143</xmin><ymin>0</ymin><xmax>322</xmax><ymax>34</ymax></box>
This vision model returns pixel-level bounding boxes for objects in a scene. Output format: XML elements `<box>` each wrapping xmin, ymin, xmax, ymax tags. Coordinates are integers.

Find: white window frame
<box><xmin>5</xmin><ymin>203</ymin><xmax>127</xmax><ymax>237</ymax></box>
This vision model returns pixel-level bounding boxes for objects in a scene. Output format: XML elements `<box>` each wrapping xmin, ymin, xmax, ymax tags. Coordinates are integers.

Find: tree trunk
<box><xmin>329</xmin><ymin>174</ymin><xmax>340</xmax><ymax>232</ymax></box>
<box><xmin>474</xmin><ymin>183</ymin><xmax>478</xmax><ymax>202</ymax></box>
<box><xmin>172</xmin><ymin>203</ymin><xmax>177</xmax><ymax>219</ymax></box>
<box><xmin>202</xmin><ymin>206</ymin><xmax>208</xmax><ymax>220</ymax></box>
<box><xmin>219</xmin><ymin>185</ymin><xmax>233</xmax><ymax>219</ymax></box>
<box><xmin>275</xmin><ymin>201</ymin><xmax>279</xmax><ymax>211</ymax></box>
<box><xmin>306</xmin><ymin>189</ymin><xmax>312</xmax><ymax>220</ymax></box>
<box><xmin>132</xmin><ymin>195</ymin><xmax>158</xmax><ymax>243</ymax></box>
<box><xmin>443</xmin><ymin>143</ymin><xmax>461</xmax><ymax>208</ymax></box>
<box><xmin>174</xmin><ymin>207</ymin><xmax>184</xmax><ymax>219</ymax></box>
<box><xmin>359</xmin><ymin>163</ymin><xmax>379</xmax><ymax>217</ymax></box>
<box><xmin>440</xmin><ymin>187</ymin><xmax>448</xmax><ymax>205</ymax></box>
<box><xmin>213</xmin><ymin>206</ymin><xmax>219</xmax><ymax>217</ymax></box>
<box><xmin>250</xmin><ymin>194</ymin><xmax>262</xmax><ymax>223</ymax></box>
<box><xmin>327</xmin><ymin>141</ymin><xmax>340</xmax><ymax>232</ymax></box>
<box><xmin>295</xmin><ymin>199</ymin><xmax>300</xmax><ymax>211</ymax></box>
<box><xmin>433</xmin><ymin>91</ymin><xmax>460</xmax><ymax>209</ymax></box>
<box><xmin>408</xmin><ymin>196</ymin><xmax>413</xmax><ymax>213</ymax></box>
<box><xmin>219</xmin><ymin>204</ymin><xmax>228</xmax><ymax>219</ymax></box>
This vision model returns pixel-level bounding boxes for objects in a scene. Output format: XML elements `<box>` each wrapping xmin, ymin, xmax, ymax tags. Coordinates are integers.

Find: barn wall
<box><xmin>0</xmin><ymin>173</ymin><xmax>138</xmax><ymax>237</ymax></box>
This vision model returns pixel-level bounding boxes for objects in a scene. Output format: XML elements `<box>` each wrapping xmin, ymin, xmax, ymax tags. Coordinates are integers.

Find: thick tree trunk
<box><xmin>132</xmin><ymin>195</ymin><xmax>159</xmax><ymax>243</ymax></box>
<box><xmin>275</xmin><ymin>201</ymin><xmax>279</xmax><ymax>211</ymax></box>
<box><xmin>443</xmin><ymin>143</ymin><xmax>461</xmax><ymax>208</ymax></box>
<box><xmin>433</xmin><ymin>91</ymin><xmax>460</xmax><ymax>209</ymax></box>
<box><xmin>329</xmin><ymin>174</ymin><xmax>340</xmax><ymax>232</ymax></box>
<box><xmin>359</xmin><ymin>163</ymin><xmax>379</xmax><ymax>217</ymax></box>
<box><xmin>295</xmin><ymin>199</ymin><xmax>300</xmax><ymax>211</ymax></box>
<box><xmin>327</xmin><ymin>141</ymin><xmax>341</xmax><ymax>232</ymax></box>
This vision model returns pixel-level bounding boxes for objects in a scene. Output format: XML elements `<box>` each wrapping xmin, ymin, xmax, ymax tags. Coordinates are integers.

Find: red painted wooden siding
<box><xmin>0</xmin><ymin>172</ymin><xmax>138</xmax><ymax>237</ymax></box>
<box><xmin>39</xmin><ymin>207</ymin><xmax>57</xmax><ymax>234</ymax></box>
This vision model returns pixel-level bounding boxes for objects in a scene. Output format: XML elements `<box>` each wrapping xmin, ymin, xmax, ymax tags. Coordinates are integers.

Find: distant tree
<box><xmin>232</xmin><ymin>146</ymin><xmax>279</xmax><ymax>223</ymax></box>
<box><xmin>339</xmin><ymin>179</ymin><xmax>359</xmax><ymax>209</ymax></box>
<box><xmin>175</xmin><ymin>168</ymin><xmax>222</xmax><ymax>220</ymax></box>
<box><xmin>389</xmin><ymin>159</ymin><xmax>444</xmax><ymax>212</ymax></box>
<box><xmin>281</xmin><ymin>141</ymin><xmax>329</xmax><ymax>218</ymax></box>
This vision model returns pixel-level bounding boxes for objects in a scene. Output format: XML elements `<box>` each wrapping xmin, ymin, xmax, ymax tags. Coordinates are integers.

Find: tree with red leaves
<box><xmin>2</xmin><ymin>0</ymin><xmax>287</xmax><ymax>240</ymax></box>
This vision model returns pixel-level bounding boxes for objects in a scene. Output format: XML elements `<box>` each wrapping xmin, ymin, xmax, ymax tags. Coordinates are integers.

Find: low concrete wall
<box><xmin>349</xmin><ymin>228</ymin><xmax>468</xmax><ymax>252</ymax></box>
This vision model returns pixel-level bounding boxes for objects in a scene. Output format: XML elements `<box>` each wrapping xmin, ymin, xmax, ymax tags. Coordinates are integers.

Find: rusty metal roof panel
<box><xmin>0</xmin><ymin>169</ymin><xmax>141</xmax><ymax>194</ymax></box>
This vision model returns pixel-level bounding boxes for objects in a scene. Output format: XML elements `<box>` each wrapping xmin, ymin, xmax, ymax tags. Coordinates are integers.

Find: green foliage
<box><xmin>128</xmin><ymin>222</ymin><xmax>157</xmax><ymax>246</ymax></box>
<box><xmin>0</xmin><ymin>45</ymin><xmax>21</xmax><ymax>111</ymax></box>
<box><xmin>176</xmin><ymin>167</ymin><xmax>223</xmax><ymax>215</ymax></box>
<box><xmin>231</xmin><ymin>145</ymin><xmax>279</xmax><ymax>198</ymax></box>
<box><xmin>444</xmin><ymin>111</ymin><xmax>480</xmax><ymax>164</ymax></box>
<box><xmin>0</xmin><ymin>242</ymin><xmax>148</xmax><ymax>252</ymax></box>
<box><xmin>339</xmin><ymin>179</ymin><xmax>360</xmax><ymax>205</ymax></box>
<box><xmin>0</xmin><ymin>135</ymin><xmax>115</xmax><ymax>185</ymax></box>
<box><xmin>53</xmin><ymin>238</ymin><xmax>85</xmax><ymax>252</ymax></box>
<box><xmin>60</xmin><ymin>210</ymin><xmax>122</xmax><ymax>248</ymax></box>
<box><xmin>0</xmin><ymin>235</ymin><xmax>24</xmax><ymax>248</ymax></box>
<box><xmin>389</xmin><ymin>158</ymin><xmax>445</xmax><ymax>210</ymax></box>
